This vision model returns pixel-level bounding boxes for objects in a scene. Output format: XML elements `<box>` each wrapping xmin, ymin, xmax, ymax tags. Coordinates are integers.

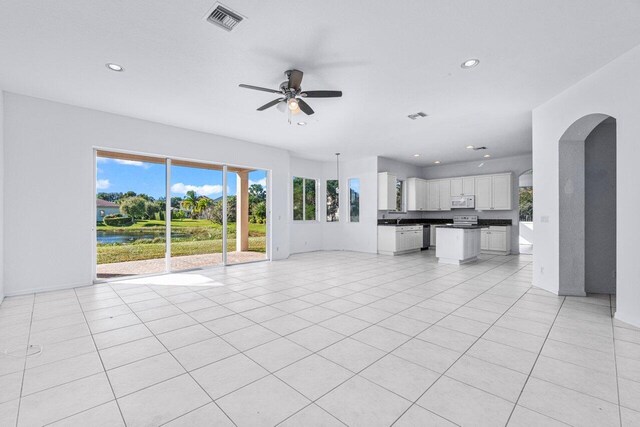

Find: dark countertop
<box><xmin>377</xmin><ymin>218</ymin><xmax>512</xmax><ymax>226</ymax></box>
<box><xmin>433</xmin><ymin>225</ymin><xmax>484</xmax><ymax>229</ymax></box>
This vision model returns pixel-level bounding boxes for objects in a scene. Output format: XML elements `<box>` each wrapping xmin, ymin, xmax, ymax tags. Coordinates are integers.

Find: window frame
<box><xmin>292</xmin><ymin>176</ymin><xmax>318</xmax><ymax>222</ymax></box>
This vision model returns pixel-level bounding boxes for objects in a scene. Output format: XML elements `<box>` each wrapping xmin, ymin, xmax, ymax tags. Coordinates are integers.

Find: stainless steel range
<box><xmin>452</xmin><ymin>215</ymin><xmax>479</xmax><ymax>227</ymax></box>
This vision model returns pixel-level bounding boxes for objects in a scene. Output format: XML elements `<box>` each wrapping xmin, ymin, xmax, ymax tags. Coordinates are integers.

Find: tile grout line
<box><xmin>504</xmin><ymin>296</ymin><xmax>566</xmax><ymax>426</ymax></box>
<box><xmin>387</xmin><ymin>260</ymin><xmax>540</xmax><ymax>426</ymax></box>
<box><xmin>13</xmin><ymin>293</ymin><xmax>36</xmax><ymax>427</ymax></box>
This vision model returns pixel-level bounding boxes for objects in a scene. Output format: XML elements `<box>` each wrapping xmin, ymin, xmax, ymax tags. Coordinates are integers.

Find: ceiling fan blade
<box><xmin>300</xmin><ymin>90</ymin><xmax>342</xmax><ymax>98</ymax></box>
<box><xmin>239</xmin><ymin>84</ymin><xmax>281</xmax><ymax>94</ymax></box>
<box><xmin>288</xmin><ymin>69</ymin><xmax>304</xmax><ymax>90</ymax></box>
<box><xmin>296</xmin><ymin>98</ymin><xmax>314</xmax><ymax>115</ymax></box>
<box><xmin>257</xmin><ymin>98</ymin><xmax>285</xmax><ymax>111</ymax></box>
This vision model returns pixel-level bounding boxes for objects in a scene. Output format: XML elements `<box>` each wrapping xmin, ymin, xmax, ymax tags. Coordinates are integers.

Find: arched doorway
<box><xmin>558</xmin><ymin>114</ymin><xmax>616</xmax><ymax>296</ymax></box>
<box><xmin>518</xmin><ymin>169</ymin><xmax>533</xmax><ymax>255</ymax></box>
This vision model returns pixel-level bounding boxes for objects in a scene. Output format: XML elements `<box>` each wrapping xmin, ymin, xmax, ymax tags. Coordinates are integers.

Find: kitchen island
<box><xmin>435</xmin><ymin>226</ymin><xmax>482</xmax><ymax>265</ymax></box>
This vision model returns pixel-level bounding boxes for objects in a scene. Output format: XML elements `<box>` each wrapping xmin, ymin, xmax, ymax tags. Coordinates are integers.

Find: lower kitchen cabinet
<box><xmin>480</xmin><ymin>226</ymin><xmax>511</xmax><ymax>255</ymax></box>
<box><xmin>377</xmin><ymin>225</ymin><xmax>423</xmax><ymax>255</ymax></box>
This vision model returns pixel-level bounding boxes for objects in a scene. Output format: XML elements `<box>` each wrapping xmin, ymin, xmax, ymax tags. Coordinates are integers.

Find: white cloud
<box><xmin>171</xmin><ymin>183</ymin><xmax>222</xmax><ymax>196</ymax></box>
<box><xmin>96</xmin><ymin>179</ymin><xmax>110</xmax><ymax>190</ymax></box>
<box><xmin>249</xmin><ymin>178</ymin><xmax>267</xmax><ymax>187</ymax></box>
<box><xmin>114</xmin><ymin>159</ymin><xmax>150</xmax><ymax>168</ymax></box>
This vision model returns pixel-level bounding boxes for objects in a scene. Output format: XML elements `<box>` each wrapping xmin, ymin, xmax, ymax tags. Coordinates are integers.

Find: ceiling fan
<box><xmin>239</xmin><ymin>69</ymin><xmax>342</xmax><ymax>122</ymax></box>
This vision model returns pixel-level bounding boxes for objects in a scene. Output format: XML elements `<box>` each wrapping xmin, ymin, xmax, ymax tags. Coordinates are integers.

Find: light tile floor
<box><xmin>1</xmin><ymin>250</ymin><xmax>639</xmax><ymax>426</ymax></box>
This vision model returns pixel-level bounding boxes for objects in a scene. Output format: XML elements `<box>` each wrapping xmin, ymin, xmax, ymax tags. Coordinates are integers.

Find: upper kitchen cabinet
<box><xmin>406</xmin><ymin>177</ymin><xmax>428</xmax><ymax>211</ymax></box>
<box><xmin>426</xmin><ymin>179</ymin><xmax>451</xmax><ymax>211</ymax></box>
<box><xmin>450</xmin><ymin>177</ymin><xmax>475</xmax><ymax>197</ymax></box>
<box><xmin>474</xmin><ymin>173</ymin><xmax>512</xmax><ymax>210</ymax></box>
<box><xmin>378</xmin><ymin>172</ymin><xmax>397</xmax><ymax>210</ymax></box>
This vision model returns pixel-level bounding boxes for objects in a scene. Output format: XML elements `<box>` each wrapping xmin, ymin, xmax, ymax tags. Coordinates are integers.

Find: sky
<box><xmin>96</xmin><ymin>157</ymin><xmax>267</xmax><ymax>199</ymax></box>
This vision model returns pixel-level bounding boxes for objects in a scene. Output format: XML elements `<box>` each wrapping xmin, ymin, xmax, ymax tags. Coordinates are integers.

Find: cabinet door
<box><xmin>481</xmin><ymin>230</ymin><xmax>489</xmax><ymax>250</ymax></box>
<box><xmin>438</xmin><ymin>180</ymin><xmax>451</xmax><ymax>211</ymax></box>
<box><xmin>427</xmin><ymin>181</ymin><xmax>440</xmax><ymax>210</ymax></box>
<box><xmin>450</xmin><ymin>178</ymin><xmax>463</xmax><ymax>197</ymax></box>
<box><xmin>463</xmin><ymin>177</ymin><xmax>476</xmax><ymax>196</ymax></box>
<box><xmin>488</xmin><ymin>231</ymin><xmax>507</xmax><ymax>251</ymax></box>
<box><xmin>475</xmin><ymin>176</ymin><xmax>492</xmax><ymax>210</ymax></box>
<box><xmin>492</xmin><ymin>174</ymin><xmax>512</xmax><ymax>210</ymax></box>
<box><xmin>377</xmin><ymin>173</ymin><xmax>396</xmax><ymax>210</ymax></box>
<box><xmin>406</xmin><ymin>178</ymin><xmax>418</xmax><ymax>211</ymax></box>
<box><xmin>418</xmin><ymin>179</ymin><xmax>428</xmax><ymax>210</ymax></box>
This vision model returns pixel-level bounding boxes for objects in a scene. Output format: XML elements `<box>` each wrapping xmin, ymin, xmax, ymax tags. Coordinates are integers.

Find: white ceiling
<box><xmin>2</xmin><ymin>1</ymin><xmax>640</xmax><ymax>164</ymax></box>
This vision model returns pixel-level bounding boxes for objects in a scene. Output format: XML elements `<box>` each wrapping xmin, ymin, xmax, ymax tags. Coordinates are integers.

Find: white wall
<box><xmin>328</xmin><ymin>156</ymin><xmax>378</xmax><ymax>254</ymax></box>
<box><xmin>0</xmin><ymin>91</ymin><xmax>4</xmax><ymax>302</ymax></box>
<box><xmin>3</xmin><ymin>94</ymin><xmax>291</xmax><ymax>296</ymax></box>
<box><xmin>532</xmin><ymin>44</ymin><xmax>640</xmax><ymax>327</ymax></box>
<box><xmin>288</xmin><ymin>156</ymin><xmax>379</xmax><ymax>255</ymax></box>
<box><xmin>289</xmin><ymin>157</ymin><xmax>325</xmax><ymax>254</ymax></box>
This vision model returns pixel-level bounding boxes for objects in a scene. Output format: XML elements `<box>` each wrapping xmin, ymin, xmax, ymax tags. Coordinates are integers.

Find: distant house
<box><xmin>97</xmin><ymin>199</ymin><xmax>120</xmax><ymax>222</ymax></box>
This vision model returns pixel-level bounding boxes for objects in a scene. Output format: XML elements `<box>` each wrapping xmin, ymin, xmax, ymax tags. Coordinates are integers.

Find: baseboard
<box><xmin>4</xmin><ymin>280</ymin><xmax>94</xmax><ymax>297</ymax></box>
<box><xmin>615</xmin><ymin>311</ymin><xmax>640</xmax><ymax>329</ymax></box>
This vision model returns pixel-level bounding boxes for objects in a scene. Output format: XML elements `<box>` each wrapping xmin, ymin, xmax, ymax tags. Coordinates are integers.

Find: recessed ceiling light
<box><xmin>297</xmin><ymin>122</ymin><xmax>306</xmax><ymax>126</ymax></box>
<box><xmin>461</xmin><ymin>59</ymin><xmax>480</xmax><ymax>69</ymax></box>
<box><xmin>483</xmin><ymin>154</ymin><xmax>491</xmax><ymax>158</ymax></box>
<box><xmin>106</xmin><ymin>63</ymin><xmax>124</xmax><ymax>72</ymax></box>
<box><xmin>434</xmin><ymin>160</ymin><xmax>441</xmax><ymax>164</ymax></box>
<box><xmin>466</xmin><ymin>145</ymin><xmax>474</xmax><ymax>149</ymax></box>
<box><xmin>413</xmin><ymin>154</ymin><xmax>420</xmax><ymax>157</ymax></box>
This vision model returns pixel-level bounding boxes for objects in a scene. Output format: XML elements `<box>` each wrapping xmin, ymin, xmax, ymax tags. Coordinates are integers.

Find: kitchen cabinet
<box><xmin>450</xmin><ymin>177</ymin><xmax>475</xmax><ymax>197</ymax></box>
<box><xmin>378</xmin><ymin>225</ymin><xmax>423</xmax><ymax>255</ymax></box>
<box><xmin>436</xmin><ymin>227</ymin><xmax>481</xmax><ymax>265</ymax></box>
<box><xmin>406</xmin><ymin>178</ymin><xmax>428</xmax><ymax>211</ymax></box>
<box><xmin>438</xmin><ymin>180</ymin><xmax>451</xmax><ymax>211</ymax></box>
<box><xmin>426</xmin><ymin>179</ymin><xmax>451</xmax><ymax>211</ymax></box>
<box><xmin>480</xmin><ymin>226</ymin><xmax>512</xmax><ymax>255</ymax></box>
<box><xmin>378</xmin><ymin>172</ymin><xmax>397</xmax><ymax>210</ymax></box>
<box><xmin>474</xmin><ymin>173</ymin><xmax>512</xmax><ymax>211</ymax></box>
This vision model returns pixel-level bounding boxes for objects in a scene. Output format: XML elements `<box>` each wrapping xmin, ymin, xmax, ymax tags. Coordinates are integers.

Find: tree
<box><xmin>181</xmin><ymin>190</ymin><xmax>199</xmax><ymax>218</ymax></box>
<box><xmin>519</xmin><ymin>187</ymin><xmax>533</xmax><ymax>221</ymax></box>
<box><xmin>119</xmin><ymin>196</ymin><xmax>147</xmax><ymax>220</ymax></box>
<box><xmin>203</xmin><ymin>196</ymin><xmax>236</xmax><ymax>224</ymax></box>
<box><xmin>144</xmin><ymin>200</ymin><xmax>161</xmax><ymax>219</ymax></box>
<box><xmin>249</xmin><ymin>184</ymin><xmax>266</xmax><ymax>204</ymax></box>
<box><xmin>196</xmin><ymin>197</ymin><xmax>213</xmax><ymax>213</ymax></box>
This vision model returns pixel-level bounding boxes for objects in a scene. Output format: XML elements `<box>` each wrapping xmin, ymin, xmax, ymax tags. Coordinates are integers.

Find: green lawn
<box><xmin>97</xmin><ymin>219</ymin><xmax>266</xmax><ymax>264</ymax></box>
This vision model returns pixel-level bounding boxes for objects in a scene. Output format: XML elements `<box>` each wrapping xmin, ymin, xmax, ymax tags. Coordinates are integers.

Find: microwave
<box><xmin>451</xmin><ymin>195</ymin><xmax>475</xmax><ymax>209</ymax></box>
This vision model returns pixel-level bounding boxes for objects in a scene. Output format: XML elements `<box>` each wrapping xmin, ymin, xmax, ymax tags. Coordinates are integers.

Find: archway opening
<box><xmin>558</xmin><ymin>114</ymin><xmax>616</xmax><ymax>297</ymax></box>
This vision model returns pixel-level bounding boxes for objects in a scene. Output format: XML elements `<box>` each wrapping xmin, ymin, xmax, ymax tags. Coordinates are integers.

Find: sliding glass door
<box><xmin>169</xmin><ymin>160</ymin><xmax>225</xmax><ymax>271</ymax></box>
<box><xmin>95</xmin><ymin>152</ymin><xmax>167</xmax><ymax>278</ymax></box>
<box><xmin>95</xmin><ymin>150</ymin><xmax>269</xmax><ymax>279</ymax></box>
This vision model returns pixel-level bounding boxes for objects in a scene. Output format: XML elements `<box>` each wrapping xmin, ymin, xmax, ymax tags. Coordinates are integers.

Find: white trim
<box><xmin>222</xmin><ymin>165</ymin><xmax>228</xmax><ymax>265</ymax></box>
<box><xmin>92</xmin><ymin>149</ymin><xmax>98</xmax><ymax>281</ymax></box>
<box><xmin>165</xmin><ymin>158</ymin><xmax>172</xmax><ymax>272</ymax></box>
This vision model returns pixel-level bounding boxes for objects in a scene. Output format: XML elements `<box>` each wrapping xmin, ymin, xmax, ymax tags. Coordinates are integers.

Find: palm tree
<box><xmin>181</xmin><ymin>190</ymin><xmax>199</xmax><ymax>218</ymax></box>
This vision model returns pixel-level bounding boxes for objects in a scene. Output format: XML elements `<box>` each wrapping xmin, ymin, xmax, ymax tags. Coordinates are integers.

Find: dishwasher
<box><xmin>421</xmin><ymin>225</ymin><xmax>431</xmax><ymax>250</ymax></box>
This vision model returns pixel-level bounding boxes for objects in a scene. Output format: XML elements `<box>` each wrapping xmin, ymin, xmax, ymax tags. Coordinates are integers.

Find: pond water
<box><xmin>97</xmin><ymin>231</ymin><xmax>188</xmax><ymax>244</ymax></box>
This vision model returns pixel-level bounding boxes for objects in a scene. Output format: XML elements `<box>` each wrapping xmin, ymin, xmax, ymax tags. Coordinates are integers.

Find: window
<box><xmin>293</xmin><ymin>177</ymin><xmax>317</xmax><ymax>221</ymax></box>
<box><xmin>349</xmin><ymin>178</ymin><xmax>360</xmax><ymax>222</ymax></box>
<box><xmin>326</xmin><ymin>180</ymin><xmax>339</xmax><ymax>222</ymax></box>
<box><xmin>395</xmin><ymin>180</ymin><xmax>404</xmax><ymax>212</ymax></box>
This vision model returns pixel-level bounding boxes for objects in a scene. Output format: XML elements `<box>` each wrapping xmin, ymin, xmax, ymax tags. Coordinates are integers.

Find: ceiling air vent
<box><xmin>407</xmin><ymin>112</ymin><xmax>428</xmax><ymax>120</ymax></box>
<box><xmin>207</xmin><ymin>4</ymin><xmax>243</xmax><ymax>31</ymax></box>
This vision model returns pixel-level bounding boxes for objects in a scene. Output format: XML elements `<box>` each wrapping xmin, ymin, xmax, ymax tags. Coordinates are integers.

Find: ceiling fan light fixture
<box><xmin>288</xmin><ymin>98</ymin><xmax>299</xmax><ymax>111</ymax></box>
<box><xmin>106</xmin><ymin>63</ymin><xmax>124</xmax><ymax>72</ymax></box>
<box><xmin>461</xmin><ymin>59</ymin><xmax>480</xmax><ymax>69</ymax></box>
